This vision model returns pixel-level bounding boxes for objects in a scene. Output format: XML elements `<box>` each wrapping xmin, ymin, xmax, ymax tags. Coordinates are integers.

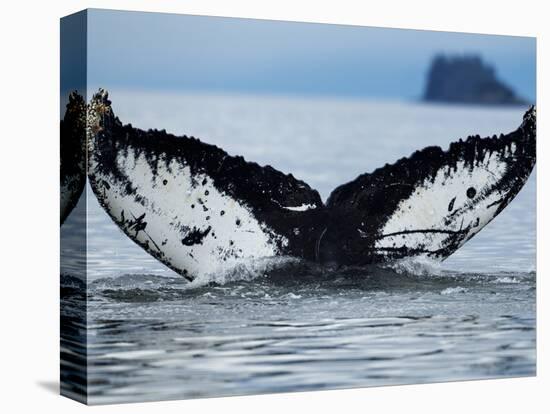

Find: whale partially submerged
<box><xmin>61</xmin><ymin>90</ymin><xmax>536</xmax><ymax>281</ymax></box>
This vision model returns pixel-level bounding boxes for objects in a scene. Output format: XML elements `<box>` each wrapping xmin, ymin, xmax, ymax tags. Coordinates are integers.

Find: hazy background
<box><xmin>85</xmin><ymin>9</ymin><xmax>535</xmax><ymax>102</ymax></box>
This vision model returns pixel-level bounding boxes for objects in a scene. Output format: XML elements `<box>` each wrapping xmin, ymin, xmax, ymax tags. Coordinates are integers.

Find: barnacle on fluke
<box><xmin>62</xmin><ymin>89</ymin><xmax>535</xmax><ymax>281</ymax></box>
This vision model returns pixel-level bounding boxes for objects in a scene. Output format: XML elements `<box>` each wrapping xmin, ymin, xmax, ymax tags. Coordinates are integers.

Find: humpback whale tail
<box><xmin>77</xmin><ymin>89</ymin><xmax>535</xmax><ymax>281</ymax></box>
<box><xmin>60</xmin><ymin>92</ymin><xmax>87</xmax><ymax>225</ymax></box>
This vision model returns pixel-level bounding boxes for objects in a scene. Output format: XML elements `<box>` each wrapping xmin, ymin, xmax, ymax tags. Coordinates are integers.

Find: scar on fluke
<box><xmin>181</xmin><ymin>226</ymin><xmax>212</xmax><ymax>246</ymax></box>
<box><xmin>128</xmin><ymin>212</ymin><xmax>147</xmax><ymax>236</ymax></box>
<box><xmin>448</xmin><ymin>197</ymin><xmax>456</xmax><ymax>212</ymax></box>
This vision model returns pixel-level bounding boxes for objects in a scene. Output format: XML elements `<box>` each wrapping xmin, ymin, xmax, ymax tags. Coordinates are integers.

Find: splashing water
<box><xmin>188</xmin><ymin>256</ymin><xmax>302</xmax><ymax>287</ymax></box>
<box><xmin>384</xmin><ymin>256</ymin><xmax>443</xmax><ymax>277</ymax></box>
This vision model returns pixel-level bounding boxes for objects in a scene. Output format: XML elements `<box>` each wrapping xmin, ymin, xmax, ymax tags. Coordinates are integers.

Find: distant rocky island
<box><xmin>423</xmin><ymin>55</ymin><xmax>527</xmax><ymax>105</ymax></box>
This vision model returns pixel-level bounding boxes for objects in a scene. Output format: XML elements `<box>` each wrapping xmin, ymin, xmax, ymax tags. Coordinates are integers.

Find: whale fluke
<box><xmin>323</xmin><ymin>107</ymin><xmax>536</xmax><ymax>264</ymax></box>
<box><xmin>60</xmin><ymin>92</ymin><xmax>87</xmax><ymax>225</ymax></box>
<box><xmin>87</xmin><ymin>90</ymin><xmax>325</xmax><ymax>281</ymax></box>
<box><xmin>86</xmin><ymin>89</ymin><xmax>535</xmax><ymax>280</ymax></box>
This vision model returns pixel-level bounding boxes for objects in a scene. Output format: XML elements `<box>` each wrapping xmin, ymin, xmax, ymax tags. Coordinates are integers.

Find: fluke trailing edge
<box><xmin>61</xmin><ymin>90</ymin><xmax>536</xmax><ymax>281</ymax></box>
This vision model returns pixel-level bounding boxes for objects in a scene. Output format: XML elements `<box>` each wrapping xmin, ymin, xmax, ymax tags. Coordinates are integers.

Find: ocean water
<box><xmin>61</xmin><ymin>92</ymin><xmax>536</xmax><ymax>404</ymax></box>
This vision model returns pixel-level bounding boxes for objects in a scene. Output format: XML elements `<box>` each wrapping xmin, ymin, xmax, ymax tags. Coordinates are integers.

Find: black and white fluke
<box><xmin>61</xmin><ymin>90</ymin><xmax>536</xmax><ymax>281</ymax></box>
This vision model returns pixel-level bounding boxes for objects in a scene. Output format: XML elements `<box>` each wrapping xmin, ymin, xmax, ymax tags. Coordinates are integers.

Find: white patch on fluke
<box><xmin>376</xmin><ymin>148</ymin><xmax>513</xmax><ymax>257</ymax></box>
<box><xmin>89</xmin><ymin>149</ymin><xmax>287</xmax><ymax>279</ymax></box>
<box><xmin>283</xmin><ymin>203</ymin><xmax>317</xmax><ymax>212</ymax></box>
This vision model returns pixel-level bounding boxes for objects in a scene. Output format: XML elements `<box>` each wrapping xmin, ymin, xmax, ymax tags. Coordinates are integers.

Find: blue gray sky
<box><xmin>85</xmin><ymin>8</ymin><xmax>536</xmax><ymax>101</ymax></box>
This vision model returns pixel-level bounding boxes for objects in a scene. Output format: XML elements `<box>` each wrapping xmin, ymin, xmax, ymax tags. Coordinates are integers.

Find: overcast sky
<box><xmin>84</xmin><ymin>9</ymin><xmax>536</xmax><ymax>101</ymax></box>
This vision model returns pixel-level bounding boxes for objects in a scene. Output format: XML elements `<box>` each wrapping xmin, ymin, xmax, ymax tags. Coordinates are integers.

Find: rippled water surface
<box><xmin>61</xmin><ymin>92</ymin><xmax>536</xmax><ymax>404</ymax></box>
